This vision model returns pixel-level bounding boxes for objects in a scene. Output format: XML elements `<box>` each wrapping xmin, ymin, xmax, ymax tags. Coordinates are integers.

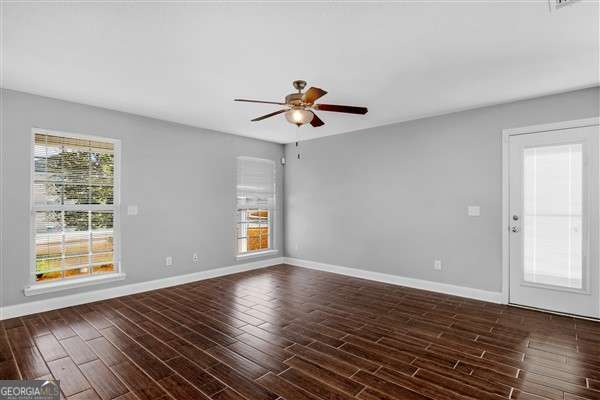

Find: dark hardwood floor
<box><xmin>2</xmin><ymin>264</ymin><xmax>600</xmax><ymax>400</ymax></box>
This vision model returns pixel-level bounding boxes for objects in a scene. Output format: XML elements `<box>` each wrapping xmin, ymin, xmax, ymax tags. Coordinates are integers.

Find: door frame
<box><xmin>501</xmin><ymin>117</ymin><xmax>600</xmax><ymax>307</ymax></box>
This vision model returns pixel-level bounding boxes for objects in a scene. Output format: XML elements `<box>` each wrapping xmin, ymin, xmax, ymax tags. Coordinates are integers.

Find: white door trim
<box><xmin>501</xmin><ymin>117</ymin><xmax>600</xmax><ymax>307</ymax></box>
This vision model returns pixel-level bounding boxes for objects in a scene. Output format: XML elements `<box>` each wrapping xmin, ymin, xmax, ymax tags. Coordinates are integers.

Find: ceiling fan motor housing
<box><xmin>285</xmin><ymin>93</ymin><xmax>304</xmax><ymax>106</ymax></box>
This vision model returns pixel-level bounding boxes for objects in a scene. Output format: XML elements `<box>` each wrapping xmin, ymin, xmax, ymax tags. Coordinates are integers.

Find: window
<box><xmin>31</xmin><ymin>130</ymin><xmax>120</xmax><ymax>285</ymax></box>
<box><xmin>523</xmin><ymin>144</ymin><xmax>583</xmax><ymax>289</ymax></box>
<box><xmin>236</xmin><ymin>157</ymin><xmax>275</xmax><ymax>256</ymax></box>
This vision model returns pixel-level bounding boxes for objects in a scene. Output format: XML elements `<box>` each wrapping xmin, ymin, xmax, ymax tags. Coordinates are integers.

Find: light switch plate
<box><xmin>467</xmin><ymin>206</ymin><xmax>480</xmax><ymax>217</ymax></box>
<box><xmin>127</xmin><ymin>205</ymin><xmax>138</xmax><ymax>216</ymax></box>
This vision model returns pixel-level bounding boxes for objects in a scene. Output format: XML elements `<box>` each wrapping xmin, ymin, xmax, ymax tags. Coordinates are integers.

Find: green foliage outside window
<box><xmin>38</xmin><ymin>150</ymin><xmax>114</xmax><ymax>230</ymax></box>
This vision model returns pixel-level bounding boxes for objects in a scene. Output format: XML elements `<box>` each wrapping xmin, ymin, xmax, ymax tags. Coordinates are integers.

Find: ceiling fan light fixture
<box><xmin>235</xmin><ymin>80</ymin><xmax>368</xmax><ymax>127</ymax></box>
<box><xmin>285</xmin><ymin>108</ymin><xmax>313</xmax><ymax>126</ymax></box>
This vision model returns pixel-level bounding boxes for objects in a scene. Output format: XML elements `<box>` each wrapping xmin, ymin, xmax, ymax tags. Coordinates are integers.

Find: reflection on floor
<box><xmin>1</xmin><ymin>264</ymin><xmax>599</xmax><ymax>399</ymax></box>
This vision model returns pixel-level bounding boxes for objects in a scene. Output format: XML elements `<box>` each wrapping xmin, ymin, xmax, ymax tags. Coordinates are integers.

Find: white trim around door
<box><xmin>501</xmin><ymin>117</ymin><xmax>600</xmax><ymax>315</ymax></box>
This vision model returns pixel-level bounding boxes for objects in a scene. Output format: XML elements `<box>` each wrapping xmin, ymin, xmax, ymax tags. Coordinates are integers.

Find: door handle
<box><xmin>511</xmin><ymin>226</ymin><xmax>520</xmax><ymax>233</ymax></box>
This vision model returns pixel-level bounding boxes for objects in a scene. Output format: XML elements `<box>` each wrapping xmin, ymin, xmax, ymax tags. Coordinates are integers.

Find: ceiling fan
<box><xmin>235</xmin><ymin>80</ymin><xmax>368</xmax><ymax>127</ymax></box>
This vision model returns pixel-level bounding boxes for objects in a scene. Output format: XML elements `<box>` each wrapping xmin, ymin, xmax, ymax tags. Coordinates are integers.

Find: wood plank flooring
<box><xmin>2</xmin><ymin>264</ymin><xmax>600</xmax><ymax>400</ymax></box>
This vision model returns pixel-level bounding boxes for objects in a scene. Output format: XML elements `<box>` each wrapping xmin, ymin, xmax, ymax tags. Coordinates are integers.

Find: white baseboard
<box><xmin>1</xmin><ymin>256</ymin><xmax>503</xmax><ymax>320</ymax></box>
<box><xmin>284</xmin><ymin>257</ymin><xmax>504</xmax><ymax>304</ymax></box>
<box><xmin>0</xmin><ymin>257</ymin><xmax>283</xmax><ymax>320</ymax></box>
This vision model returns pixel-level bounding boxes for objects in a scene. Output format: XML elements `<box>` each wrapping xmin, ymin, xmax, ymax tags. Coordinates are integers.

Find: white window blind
<box><xmin>32</xmin><ymin>132</ymin><xmax>119</xmax><ymax>283</ymax></box>
<box><xmin>236</xmin><ymin>157</ymin><xmax>275</xmax><ymax>254</ymax></box>
<box><xmin>523</xmin><ymin>144</ymin><xmax>583</xmax><ymax>289</ymax></box>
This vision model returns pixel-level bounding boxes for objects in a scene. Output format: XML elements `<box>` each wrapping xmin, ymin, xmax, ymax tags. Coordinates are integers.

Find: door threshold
<box><xmin>508</xmin><ymin>302</ymin><xmax>599</xmax><ymax>321</ymax></box>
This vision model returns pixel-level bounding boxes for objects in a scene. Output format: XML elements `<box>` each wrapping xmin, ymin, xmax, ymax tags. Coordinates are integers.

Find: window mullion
<box><xmin>32</xmin><ymin>204</ymin><xmax>114</xmax><ymax>212</ymax></box>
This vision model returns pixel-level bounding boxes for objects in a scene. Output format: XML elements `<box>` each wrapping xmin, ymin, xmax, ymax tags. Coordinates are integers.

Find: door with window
<box><xmin>508</xmin><ymin>123</ymin><xmax>599</xmax><ymax>318</ymax></box>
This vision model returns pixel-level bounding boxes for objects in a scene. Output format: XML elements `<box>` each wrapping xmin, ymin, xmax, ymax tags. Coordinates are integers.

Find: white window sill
<box><xmin>236</xmin><ymin>249</ymin><xmax>279</xmax><ymax>261</ymax></box>
<box><xmin>24</xmin><ymin>272</ymin><xmax>127</xmax><ymax>297</ymax></box>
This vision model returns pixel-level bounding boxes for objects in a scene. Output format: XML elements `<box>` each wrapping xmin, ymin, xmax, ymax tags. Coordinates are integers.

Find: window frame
<box><xmin>235</xmin><ymin>156</ymin><xmax>277</xmax><ymax>260</ymax></box>
<box><xmin>26</xmin><ymin>128</ymin><xmax>123</xmax><ymax>295</ymax></box>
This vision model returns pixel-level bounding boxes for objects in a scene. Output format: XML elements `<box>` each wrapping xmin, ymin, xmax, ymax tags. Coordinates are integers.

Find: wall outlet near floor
<box><xmin>165</xmin><ymin>256</ymin><xmax>173</xmax><ymax>267</ymax></box>
<box><xmin>434</xmin><ymin>260</ymin><xmax>442</xmax><ymax>271</ymax></box>
<box><xmin>192</xmin><ymin>253</ymin><xmax>199</xmax><ymax>264</ymax></box>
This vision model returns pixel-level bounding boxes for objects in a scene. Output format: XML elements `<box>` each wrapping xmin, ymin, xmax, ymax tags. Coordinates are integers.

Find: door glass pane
<box><xmin>523</xmin><ymin>143</ymin><xmax>583</xmax><ymax>289</ymax></box>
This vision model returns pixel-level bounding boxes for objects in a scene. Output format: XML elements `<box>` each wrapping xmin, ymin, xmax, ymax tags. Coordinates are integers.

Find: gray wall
<box><xmin>284</xmin><ymin>87</ymin><xmax>599</xmax><ymax>293</ymax></box>
<box><xmin>0</xmin><ymin>89</ymin><xmax>284</xmax><ymax>307</ymax></box>
<box><xmin>2</xmin><ymin>87</ymin><xmax>598</xmax><ymax>308</ymax></box>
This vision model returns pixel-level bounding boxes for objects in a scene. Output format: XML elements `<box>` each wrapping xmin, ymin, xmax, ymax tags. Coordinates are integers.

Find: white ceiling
<box><xmin>2</xmin><ymin>1</ymin><xmax>598</xmax><ymax>143</ymax></box>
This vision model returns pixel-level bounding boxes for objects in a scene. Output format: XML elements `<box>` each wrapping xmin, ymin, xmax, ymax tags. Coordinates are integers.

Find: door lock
<box><xmin>511</xmin><ymin>226</ymin><xmax>520</xmax><ymax>233</ymax></box>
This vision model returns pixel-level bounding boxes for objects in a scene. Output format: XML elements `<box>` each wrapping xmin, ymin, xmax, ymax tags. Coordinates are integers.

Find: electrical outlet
<box><xmin>165</xmin><ymin>256</ymin><xmax>173</xmax><ymax>267</ymax></box>
<box><xmin>467</xmin><ymin>206</ymin><xmax>480</xmax><ymax>217</ymax></box>
<box><xmin>434</xmin><ymin>260</ymin><xmax>442</xmax><ymax>271</ymax></box>
<box><xmin>192</xmin><ymin>253</ymin><xmax>199</xmax><ymax>264</ymax></box>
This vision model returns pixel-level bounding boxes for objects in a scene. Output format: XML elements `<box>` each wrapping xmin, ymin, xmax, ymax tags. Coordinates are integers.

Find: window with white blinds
<box><xmin>32</xmin><ymin>131</ymin><xmax>120</xmax><ymax>283</ymax></box>
<box><xmin>236</xmin><ymin>157</ymin><xmax>275</xmax><ymax>255</ymax></box>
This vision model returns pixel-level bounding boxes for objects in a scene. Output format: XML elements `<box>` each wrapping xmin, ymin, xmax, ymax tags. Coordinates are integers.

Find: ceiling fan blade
<box><xmin>314</xmin><ymin>104</ymin><xmax>368</xmax><ymax>115</ymax></box>
<box><xmin>251</xmin><ymin>109</ymin><xmax>287</xmax><ymax>122</ymax></box>
<box><xmin>310</xmin><ymin>111</ymin><xmax>325</xmax><ymax>127</ymax></box>
<box><xmin>302</xmin><ymin>87</ymin><xmax>327</xmax><ymax>104</ymax></box>
<box><xmin>235</xmin><ymin>99</ymin><xmax>286</xmax><ymax>105</ymax></box>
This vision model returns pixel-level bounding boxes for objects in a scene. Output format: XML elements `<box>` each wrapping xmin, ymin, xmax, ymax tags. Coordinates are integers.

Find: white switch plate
<box><xmin>165</xmin><ymin>256</ymin><xmax>173</xmax><ymax>267</ymax></box>
<box><xmin>192</xmin><ymin>253</ymin><xmax>199</xmax><ymax>264</ymax></box>
<box><xmin>434</xmin><ymin>260</ymin><xmax>442</xmax><ymax>271</ymax></box>
<box><xmin>467</xmin><ymin>206</ymin><xmax>480</xmax><ymax>217</ymax></box>
<box><xmin>127</xmin><ymin>205</ymin><xmax>138</xmax><ymax>216</ymax></box>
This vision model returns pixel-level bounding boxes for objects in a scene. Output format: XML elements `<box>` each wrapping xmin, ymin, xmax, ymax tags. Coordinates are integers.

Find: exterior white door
<box><xmin>508</xmin><ymin>124</ymin><xmax>599</xmax><ymax>318</ymax></box>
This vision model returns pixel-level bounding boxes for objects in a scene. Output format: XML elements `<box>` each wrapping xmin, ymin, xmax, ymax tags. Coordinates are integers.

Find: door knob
<box><xmin>511</xmin><ymin>226</ymin><xmax>520</xmax><ymax>233</ymax></box>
